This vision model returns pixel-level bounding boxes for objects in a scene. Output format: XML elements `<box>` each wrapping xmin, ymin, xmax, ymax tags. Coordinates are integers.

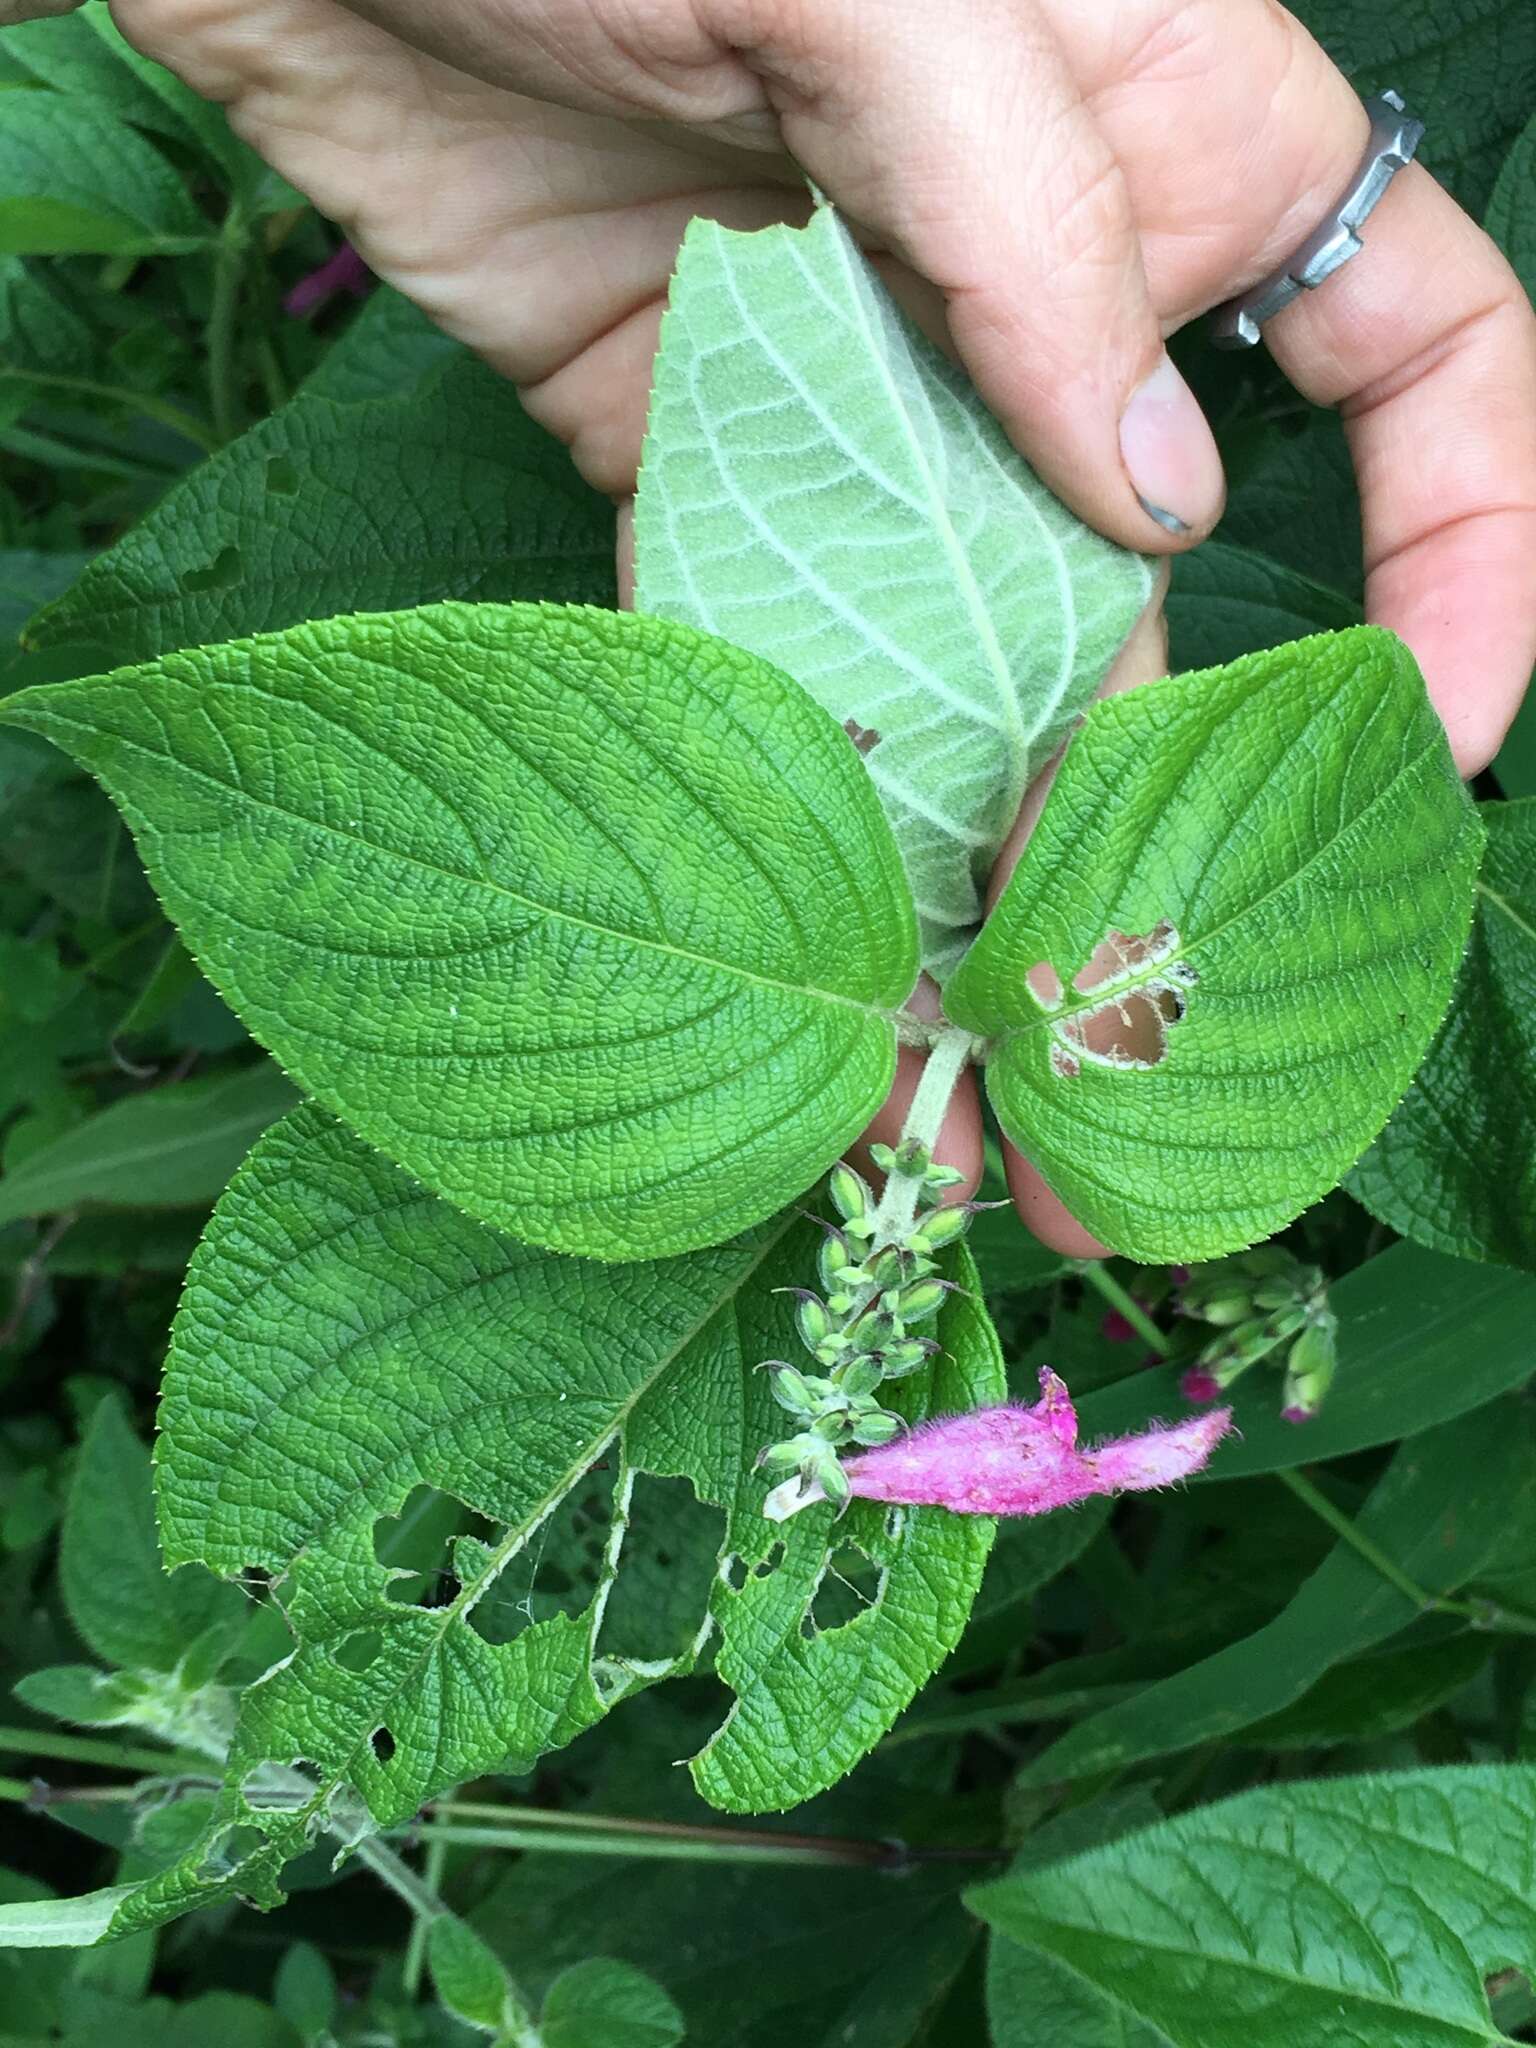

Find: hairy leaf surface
<box><xmin>1350</xmin><ymin>800</ymin><xmax>1536</xmax><ymax>1269</ymax></box>
<box><xmin>945</xmin><ymin>628</ymin><xmax>1481</xmax><ymax>1260</ymax></box>
<box><xmin>634</xmin><ymin>204</ymin><xmax>1151</xmax><ymax>973</ymax></box>
<box><xmin>117</xmin><ymin>1106</ymin><xmax>994</xmax><ymax>1938</ymax></box>
<box><xmin>1</xmin><ymin>602</ymin><xmax>918</xmax><ymax>1259</ymax></box>
<box><xmin>973</xmin><ymin>1763</ymin><xmax>1536</xmax><ymax>2046</ymax></box>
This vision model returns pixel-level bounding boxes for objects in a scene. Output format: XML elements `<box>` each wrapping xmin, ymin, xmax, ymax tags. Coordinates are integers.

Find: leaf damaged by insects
<box><xmin>1036</xmin><ymin>920</ymin><xmax>1198</xmax><ymax>1077</ymax></box>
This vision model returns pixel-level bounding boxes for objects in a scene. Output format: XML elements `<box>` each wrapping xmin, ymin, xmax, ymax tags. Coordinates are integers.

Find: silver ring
<box><xmin>1212</xmin><ymin>90</ymin><xmax>1424</xmax><ymax>349</ymax></box>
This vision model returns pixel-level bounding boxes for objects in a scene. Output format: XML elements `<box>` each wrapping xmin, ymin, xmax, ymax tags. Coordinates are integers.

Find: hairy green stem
<box><xmin>869</xmin><ymin>1024</ymin><xmax>976</xmax><ymax>1245</ymax></box>
<box><xmin>400</xmin><ymin>1833</ymin><xmax>447</xmax><ymax>2000</ymax></box>
<box><xmin>1079</xmin><ymin>1262</ymin><xmax>1171</xmax><ymax>1357</ymax></box>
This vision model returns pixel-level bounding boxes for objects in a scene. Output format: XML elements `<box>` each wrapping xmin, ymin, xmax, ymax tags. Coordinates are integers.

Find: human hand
<box><xmin>45</xmin><ymin>0</ymin><xmax>1536</xmax><ymax>1253</ymax></box>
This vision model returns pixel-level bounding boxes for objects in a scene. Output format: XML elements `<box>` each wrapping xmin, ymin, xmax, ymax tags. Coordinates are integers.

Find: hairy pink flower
<box><xmin>829</xmin><ymin>1369</ymin><xmax>1231</xmax><ymax>1517</ymax></box>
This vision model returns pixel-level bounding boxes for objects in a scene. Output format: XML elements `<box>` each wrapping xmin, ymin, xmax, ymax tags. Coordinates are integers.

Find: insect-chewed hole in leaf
<box><xmin>239</xmin><ymin>1762</ymin><xmax>317</xmax><ymax>1812</ymax></box>
<box><xmin>1039</xmin><ymin>921</ymin><xmax>1195</xmax><ymax>1076</ymax></box>
<box><xmin>466</xmin><ymin>1475</ymin><xmax>612</xmax><ymax>1648</ymax></box>
<box><xmin>368</xmin><ymin>1725</ymin><xmax>397</xmax><ymax>1764</ymax></box>
<box><xmin>197</xmin><ymin>1822</ymin><xmax>267</xmax><ymax>1881</ymax></box>
<box><xmin>265</xmin><ymin>454</ymin><xmax>300</xmax><ymax>496</ymax></box>
<box><xmin>597</xmin><ymin>1475</ymin><xmax>723</xmax><ymax>1665</ymax></box>
<box><xmin>807</xmin><ymin>1544</ymin><xmax>883</xmax><ymax>1635</ymax></box>
<box><xmin>373</xmin><ymin>1485</ymin><xmax>476</xmax><ymax>1609</ymax></box>
<box><xmin>842</xmin><ymin>717</ymin><xmax>883</xmax><ymax>756</ymax></box>
<box><xmin>181</xmin><ymin>544</ymin><xmax>243</xmax><ymax>594</ymax></box>
<box><xmin>751</xmin><ymin>1541</ymin><xmax>786</xmax><ymax>1581</ymax></box>
<box><xmin>333</xmin><ymin>1628</ymin><xmax>383</xmax><ymax>1674</ymax></box>
<box><xmin>721</xmin><ymin>1554</ymin><xmax>747</xmax><ymax>1592</ymax></box>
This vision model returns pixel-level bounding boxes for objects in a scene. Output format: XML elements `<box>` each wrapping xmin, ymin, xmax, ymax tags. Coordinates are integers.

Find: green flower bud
<box><xmin>849</xmin><ymin>1410</ymin><xmax>904</xmax><ymax>1448</ymax></box>
<box><xmin>764</xmin><ymin>1363</ymin><xmax>818</xmax><ymax>1418</ymax></box>
<box><xmin>867</xmin><ymin>1142</ymin><xmax>898</xmax><ymax>1173</ymax></box>
<box><xmin>893</xmin><ymin>1137</ymin><xmax>930</xmax><ymax>1178</ymax></box>
<box><xmin>923</xmin><ymin>1162</ymin><xmax>968</xmax><ymax>1191</ymax></box>
<box><xmin>793</xmin><ymin>1291</ymin><xmax>833</xmax><ymax>1351</ymax></box>
<box><xmin>907</xmin><ymin>1203</ymin><xmax>972</xmax><ymax>1253</ymax></box>
<box><xmin>756</xmin><ymin>1429</ymin><xmax>823</xmax><ymax>1476</ymax></box>
<box><xmin>829</xmin><ymin>1164</ymin><xmax>872</xmax><ymax>1225</ymax></box>
<box><xmin>818</xmin><ymin>1232</ymin><xmax>857</xmax><ymax>1289</ymax></box>
<box><xmin>837</xmin><ymin>1356</ymin><xmax>885</xmax><ymax>1400</ymax></box>
<box><xmin>1281</xmin><ymin>1311</ymin><xmax>1338</xmax><ymax>1423</ymax></box>
<box><xmin>894</xmin><ymin>1277</ymin><xmax>949</xmax><ymax>1323</ymax></box>
<box><xmin>878</xmin><ymin>1337</ymin><xmax>937</xmax><ymax>1379</ymax></box>
<box><xmin>815</xmin><ymin>1449</ymin><xmax>852</xmax><ymax>1505</ymax></box>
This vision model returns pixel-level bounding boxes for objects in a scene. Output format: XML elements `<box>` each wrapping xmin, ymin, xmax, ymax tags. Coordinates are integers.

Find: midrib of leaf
<box><xmin>27</xmin><ymin>705</ymin><xmax>904</xmax><ymax>1026</ymax></box>
<box><xmin>820</xmin><ymin>221</ymin><xmax>1082</xmax><ymax>770</ymax></box>
<box><xmin>1477</xmin><ymin>880</ymin><xmax>1536</xmax><ymax>944</ymax></box>
<box><xmin>993</xmin><ymin>723</ymin><xmax>1447</xmax><ymax>1045</ymax></box>
<box><xmin>712</xmin><ymin>239</ymin><xmax>1010</xmax><ymax>745</ymax></box>
<box><xmin>1005</xmin><ymin>1908</ymin><xmax>1507</xmax><ymax>2044</ymax></box>
<box><xmin>240</xmin><ymin>1211</ymin><xmax>798</xmax><ymax>1837</ymax></box>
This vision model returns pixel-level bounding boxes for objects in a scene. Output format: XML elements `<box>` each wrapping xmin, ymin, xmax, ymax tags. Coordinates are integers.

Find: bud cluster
<box><xmin>756</xmin><ymin>1144</ymin><xmax>976</xmax><ymax>1513</ymax></box>
<box><xmin>1175</xmin><ymin>1246</ymin><xmax>1337</xmax><ymax>1423</ymax></box>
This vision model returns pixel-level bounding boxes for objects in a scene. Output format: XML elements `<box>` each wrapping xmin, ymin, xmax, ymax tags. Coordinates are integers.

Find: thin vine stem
<box><xmin>0</xmin><ymin>367</ymin><xmax>220</xmax><ymax>453</ymax></box>
<box><xmin>208</xmin><ymin>205</ymin><xmax>251</xmax><ymax>443</ymax></box>
<box><xmin>1278</xmin><ymin>1468</ymin><xmax>1536</xmax><ymax>1638</ymax></box>
<box><xmin>1078</xmin><ymin>1261</ymin><xmax>1171</xmax><ymax>1357</ymax></box>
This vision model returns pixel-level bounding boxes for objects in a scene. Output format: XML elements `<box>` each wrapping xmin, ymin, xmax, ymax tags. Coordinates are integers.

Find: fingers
<box><xmin>1257</xmin><ymin>162</ymin><xmax>1536</xmax><ymax>774</ymax></box>
<box><xmin>705</xmin><ymin>0</ymin><xmax>1224</xmax><ymax>549</ymax></box>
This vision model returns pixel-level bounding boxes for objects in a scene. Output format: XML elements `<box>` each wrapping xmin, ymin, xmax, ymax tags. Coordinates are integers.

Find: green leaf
<box><xmin>972</xmin><ymin>1762</ymin><xmax>1536</xmax><ymax>2047</ymax></box>
<box><xmin>945</xmin><ymin>628</ymin><xmax>1481</xmax><ymax>1261</ymax></box>
<box><xmin>541</xmin><ymin>1958</ymin><xmax>684</xmax><ymax>2048</ymax></box>
<box><xmin>0</xmin><ymin>1063</ymin><xmax>298</xmax><ymax>1226</ymax></box>
<box><xmin>1488</xmin><ymin>109</ymin><xmax>1536</xmax><ymax>297</ymax></box>
<box><xmin>634</xmin><ymin>203</ymin><xmax>1152</xmax><ymax>974</ymax></box>
<box><xmin>0</xmin><ymin>96</ymin><xmax>209</xmax><ymax>256</ymax></box>
<box><xmin>62</xmin><ymin>1395</ymin><xmax>239</xmax><ymax>1675</ymax></box>
<box><xmin>1219</xmin><ymin>414</ymin><xmax>1362</xmax><ymax>600</ymax></box>
<box><xmin>1350</xmin><ymin>799</ymin><xmax>1536</xmax><ymax>1269</ymax></box>
<box><xmin>1166</xmin><ymin>541</ymin><xmax>1360</xmax><ymax>674</ymax></box>
<box><xmin>3</xmin><ymin>602</ymin><xmax>918</xmax><ymax>1260</ymax></box>
<box><xmin>1018</xmin><ymin>1400</ymin><xmax>1535</xmax><ymax>1787</ymax></box>
<box><xmin>1075</xmin><ymin>1239</ymin><xmax>1536</xmax><ymax>1480</ymax></box>
<box><xmin>12</xmin><ymin>1662</ymin><xmax>150</xmax><ymax>1727</ymax></box>
<box><xmin>0</xmin><ymin>1883</ymin><xmax>138</xmax><ymax>1949</ymax></box>
<box><xmin>664</xmin><ymin>1241</ymin><xmax>1003</xmax><ymax>1812</ymax></box>
<box><xmin>27</xmin><ymin>354</ymin><xmax>616</xmax><ymax>664</ymax></box>
<box><xmin>1241</xmin><ymin>1632</ymin><xmax>1490</xmax><ymax>1751</ymax></box>
<box><xmin>427</xmin><ymin>1917</ymin><xmax>526</xmax><ymax>2036</ymax></box>
<box><xmin>0</xmin><ymin>259</ymin><xmax>97</xmax><ymax>384</ymax></box>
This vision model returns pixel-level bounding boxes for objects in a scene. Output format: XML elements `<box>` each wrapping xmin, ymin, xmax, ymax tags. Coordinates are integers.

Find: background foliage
<box><xmin>0</xmin><ymin>2</ymin><xmax>1534</xmax><ymax>2043</ymax></box>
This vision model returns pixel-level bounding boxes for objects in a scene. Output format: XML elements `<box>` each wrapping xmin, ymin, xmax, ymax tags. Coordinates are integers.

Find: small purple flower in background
<box><xmin>1099</xmin><ymin>1307</ymin><xmax>1138</xmax><ymax>1343</ymax></box>
<box><xmin>764</xmin><ymin>1367</ymin><xmax>1231</xmax><ymax>1519</ymax></box>
<box><xmin>285</xmin><ymin>242</ymin><xmax>373</xmax><ymax>320</ymax></box>
<box><xmin>1180</xmin><ymin>1366</ymin><xmax>1223</xmax><ymax>1404</ymax></box>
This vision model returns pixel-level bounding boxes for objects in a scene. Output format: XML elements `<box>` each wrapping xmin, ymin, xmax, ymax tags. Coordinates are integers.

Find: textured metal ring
<box><xmin>1212</xmin><ymin>89</ymin><xmax>1425</xmax><ymax>349</ymax></box>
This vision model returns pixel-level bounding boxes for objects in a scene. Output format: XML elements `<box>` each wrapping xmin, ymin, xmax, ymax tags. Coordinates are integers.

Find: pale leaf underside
<box><xmin>634</xmin><ymin>204</ymin><xmax>1152</xmax><ymax>973</ymax></box>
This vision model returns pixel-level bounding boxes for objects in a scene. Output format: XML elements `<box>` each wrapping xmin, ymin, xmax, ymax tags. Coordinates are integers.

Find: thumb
<box><xmin>709</xmin><ymin>0</ymin><xmax>1224</xmax><ymax>547</ymax></box>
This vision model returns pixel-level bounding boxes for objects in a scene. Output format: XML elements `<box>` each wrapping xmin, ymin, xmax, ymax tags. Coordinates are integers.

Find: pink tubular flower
<box><xmin>765</xmin><ymin>1369</ymin><xmax>1231</xmax><ymax>1520</ymax></box>
<box><xmin>285</xmin><ymin>242</ymin><xmax>373</xmax><ymax>319</ymax></box>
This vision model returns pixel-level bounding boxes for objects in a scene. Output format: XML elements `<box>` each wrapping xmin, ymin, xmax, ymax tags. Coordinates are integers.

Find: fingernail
<box><xmin>1118</xmin><ymin>352</ymin><xmax>1224</xmax><ymax>539</ymax></box>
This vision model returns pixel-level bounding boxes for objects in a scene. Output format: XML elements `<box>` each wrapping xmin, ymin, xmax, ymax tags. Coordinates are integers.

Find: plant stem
<box><xmin>208</xmin><ymin>205</ymin><xmax>250</xmax><ymax>443</ymax></box>
<box><xmin>410</xmin><ymin>1805</ymin><xmax>1003</xmax><ymax>1872</ymax></box>
<box><xmin>355</xmin><ymin>1838</ymin><xmax>541</xmax><ymax>2044</ymax></box>
<box><xmin>869</xmin><ymin>1024</ymin><xmax>977</xmax><ymax>1245</ymax></box>
<box><xmin>0</xmin><ymin>368</ymin><xmax>220</xmax><ymax>454</ymax></box>
<box><xmin>400</xmin><ymin>1833</ymin><xmax>447</xmax><ymax>2000</ymax></box>
<box><xmin>1277</xmin><ymin>1469</ymin><xmax>1536</xmax><ymax>1637</ymax></box>
<box><xmin>0</xmin><ymin>1726</ymin><xmax>210</xmax><ymax>1777</ymax></box>
<box><xmin>1079</xmin><ymin>1262</ymin><xmax>1170</xmax><ymax>1357</ymax></box>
